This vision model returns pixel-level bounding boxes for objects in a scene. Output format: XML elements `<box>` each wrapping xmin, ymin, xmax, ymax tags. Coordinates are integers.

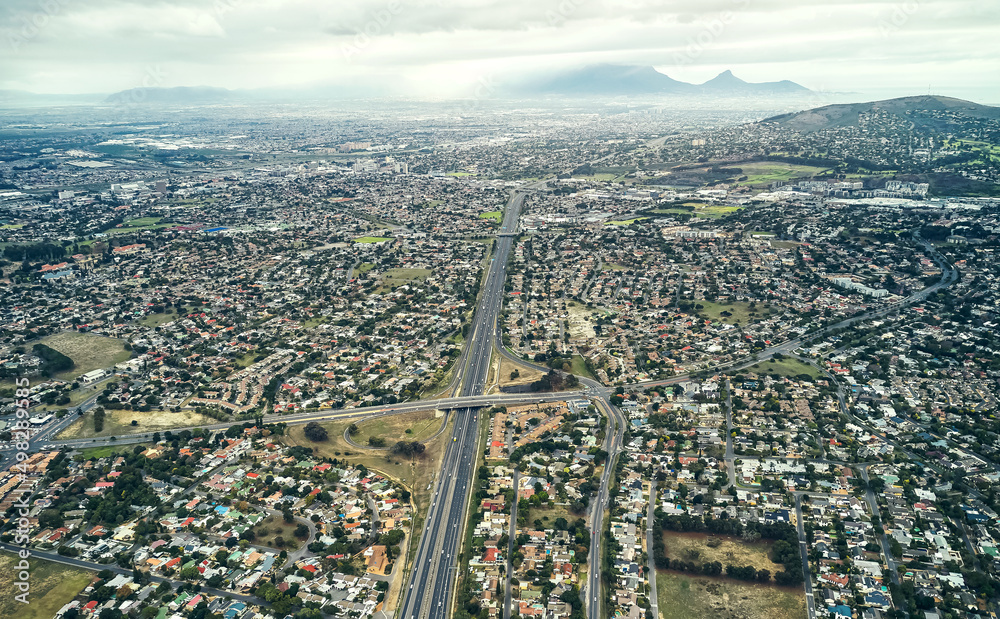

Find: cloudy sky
<box><xmin>2</xmin><ymin>0</ymin><xmax>999</xmax><ymax>102</ymax></box>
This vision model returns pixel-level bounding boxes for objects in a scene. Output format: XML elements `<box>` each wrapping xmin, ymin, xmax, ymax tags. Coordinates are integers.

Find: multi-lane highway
<box><xmin>398</xmin><ymin>189</ymin><xmax>528</xmax><ymax>618</ymax></box>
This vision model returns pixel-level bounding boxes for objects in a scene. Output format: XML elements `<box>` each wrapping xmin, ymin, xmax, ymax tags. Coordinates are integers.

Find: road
<box><xmin>503</xmin><ymin>468</ymin><xmax>520</xmax><ymax>619</ymax></box>
<box><xmin>793</xmin><ymin>494</ymin><xmax>818</xmax><ymax>619</ymax></box>
<box><xmin>0</xmin><ymin>542</ymin><xmax>262</xmax><ymax>606</ymax></box>
<box><xmin>398</xmin><ymin>189</ymin><xmax>528</xmax><ymax>619</ymax></box>
<box><xmin>14</xmin><ymin>390</ymin><xmax>584</xmax><ymax>456</ymax></box>
<box><xmin>645</xmin><ymin>479</ymin><xmax>659</xmax><ymax>619</ymax></box>
<box><xmin>585</xmin><ymin>395</ymin><xmax>625</xmax><ymax>619</ymax></box>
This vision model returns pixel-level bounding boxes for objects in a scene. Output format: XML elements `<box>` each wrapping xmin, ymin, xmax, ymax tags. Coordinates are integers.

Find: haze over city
<box><xmin>1</xmin><ymin>0</ymin><xmax>999</xmax><ymax>102</ymax></box>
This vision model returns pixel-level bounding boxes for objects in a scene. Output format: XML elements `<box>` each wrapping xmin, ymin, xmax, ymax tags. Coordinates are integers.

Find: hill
<box><xmin>763</xmin><ymin>95</ymin><xmax>1000</xmax><ymax>133</ymax></box>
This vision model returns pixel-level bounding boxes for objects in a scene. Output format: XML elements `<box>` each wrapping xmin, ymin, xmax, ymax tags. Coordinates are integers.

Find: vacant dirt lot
<box><xmin>39</xmin><ymin>331</ymin><xmax>131</xmax><ymax>379</ymax></box>
<box><xmin>0</xmin><ymin>553</ymin><xmax>95</xmax><ymax>619</ymax></box>
<box><xmin>662</xmin><ymin>531</ymin><xmax>781</xmax><ymax>573</ymax></box>
<box><xmin>656</xmin><ymin>571</ymin><xmax>806</xmax><ymax>619</ymax></box>
<box><xmin>58</xmin><ymin>408</ymin><xmax>216</xmax><ymax>439</ymax></box>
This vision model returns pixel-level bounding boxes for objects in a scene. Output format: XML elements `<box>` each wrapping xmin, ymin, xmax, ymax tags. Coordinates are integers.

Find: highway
<box><xmin>586</xmin><ymin>395</ymin><xmax>625</xmax><ymax>618</ymax></box>
<box><xmin>398</xmin><ymin>189</ymin><xmax>528</xmax><ymax>618</ymax></box>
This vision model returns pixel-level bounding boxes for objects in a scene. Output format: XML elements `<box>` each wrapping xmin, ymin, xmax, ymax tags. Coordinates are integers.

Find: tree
<box><xmin>303</xmin><ymin>422</ymin><xmax>328</xmax><ymax>442</ymax></box>
<box><xmin>391</xmin><ymin>441</ymin><xmax>425</xmax><ymax>457</ymax></box>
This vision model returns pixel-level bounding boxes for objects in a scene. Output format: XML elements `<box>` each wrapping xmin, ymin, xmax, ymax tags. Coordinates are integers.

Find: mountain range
<box><xmin>513</xmin><ymin>65</ymin><xmax>812</xmax><ymax>97</ymax></box>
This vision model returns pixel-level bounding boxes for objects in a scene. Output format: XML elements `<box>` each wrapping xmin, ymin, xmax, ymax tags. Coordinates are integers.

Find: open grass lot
<box><xmin>742</xmin><ymin>357</ymin><xmax>822</xmax><ymax>380</ymax></box>
<box><xmin>105</xmin><ymin>217</ymin><xmax>175</xmax><ymax>236</ymax></box>
<box><xmin>38</xmin><ymin>331</ymin><xmax>131</xmax><ymax>379</ymax></box>
<box><xmin>479</xmin><ymin>211</ymin><xmax>502</xmax><ymax>221</ymax></box>
<box><xmin>77</xmin><ymin>443</ymin><xmax>147</xmax><ymax>459</ymax></box>
<box><xmin>605</xmin><ymin>217</ymin><xmax>648</xmax><ymax>226</ymax></box>
<box><xmin>58</xmin><ymin>408</ymin><xmax>216</xmax><ymax>440</ymax></box>
<box><xmin>570</xmin><ymin>355</ymin><xmax>595</xmax><ymax>380</ymax></box>
<box><xmin>735</xmin><ymin>161</ymin><xmax>830</xmax><ymax>186</ymax></box>
<box><xmin>301</xmin><ymin>316</ymin><xmax>326</xmax><ymax>328</ymax></box>
<box><xmin>525</xmin><ymin>504</ymin><xmax>579</xmax><ymax>528</ymax></box>
<box><xmin>353</xmin><ymin>236</ymin><xmax>392</xmax><ymax>244</ymax></box>
<box><xmin>656</xmin><ymin>571</ymin><xmax>805</xmax><ymax>619</ymax></box>
<box><xmin>252</xmin><ymin>514</ymin><xmax>305</xmax><ymax>551</ymax></box>
<box><xmin>494</xmin><ymin>355</ymin><xmax>546</xmax><ymax>393</ymax></box>
<box><xmin>654</xmin><ymin>204</ymin><xmax>742</xmax><ymax>219</ymax></box>
<box><xmin>378</xmin><ymin>268</ymin><xmax>432</xmax><ymax>292</ymax></box>
<box><xmin>356</xmin><ymin>262</ymin><xmax>375</xmax><ymax>274</ymax></box>
<box><xmin>351</xmin><ymin>409</ymin><xmax>445</xmax><ymax>445</ymax></box>
<box><xmin>691</xmin><ymin>205</ymin><xmax>741</xmax><ymax>218</ymax></box>
<box><xmin>696</xmin><ymin>300</ymin><xmax>773</xmax><ymax>325</ymax></box>
<box><xmin>0</xmin><ymin>552</ymin><xmax>95</xmax><ymax>619</ymax></box>
<box><xmin>662</xmin><ymin>532</ymin><xmax>780</xmax><ymax>573</ymax></box>
<box><xmin>139</xmin><ymin>312</ymin><xmax>177</xmax><ymax>328</ymax></box>
<box><xmin>770</xmin><ymin>240</ymin><xmax>801</xmax><ymax>250</ymax></box>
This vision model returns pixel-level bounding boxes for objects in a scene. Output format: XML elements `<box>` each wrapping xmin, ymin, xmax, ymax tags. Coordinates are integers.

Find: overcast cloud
<box><xmin>2</xmin><ymin>0</ymin><xmax>998</xmax><ymax>102</ymax></box>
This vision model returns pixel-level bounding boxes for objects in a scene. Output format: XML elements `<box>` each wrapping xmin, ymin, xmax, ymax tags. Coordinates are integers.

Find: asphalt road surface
<box><xmin>398</xmin><ymin>189</ymin><xmax>527</xmax><ymax>618</ymax></box>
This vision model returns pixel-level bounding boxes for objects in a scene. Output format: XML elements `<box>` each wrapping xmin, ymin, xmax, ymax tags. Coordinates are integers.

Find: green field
<box><xmin>656</xmin><ymin>571</ymin><xmax>805</xmax><ymax>619</ymax></box>
<box><xmin>654</xmin><ymin>204</ymin><xmax>740</xmax><ymax>219</ymax></box>
<box><xmin>690</xmin><ymin>205</ymin><xmax>740</xmax><ymax>219</ymax></box>
<box><xmin>139</xmin><ymin>312</ymin><xmax>176</xmax><ymax>328</ymax></box>
<box><xmin>351</xmin><ymin>409</ymin><xmax>445</xmax><ymax>445</ymax></box>
<box><xmin>695</xmin><ymin>301</ymin><xmax>773</xmax><ymax>325</ymax></box>
<box><xmin>38</xmin><ymin>332</ymin><xmax>131</xmax><ymax>379</ymax></box>
<box><xmin>356</xmin><ymin>262</ymin><xmax>375</xmax><ymax>274</ymax></box>
<box><xmin>0</xmin><ymin>553</ymin><xmax>95</xmax><ymax>619</ymax></box>
<box><xmin>741</xmin><ymin>357</ymin><xmax>822</xmax><ymax>380</ymax></box>
<box><xmin>605</xmin><ymin>217</ymin><xmax>648</xmax><ymax>226</ymax></box>
<box><xmin>736</xmin><ymin>162</ymin><xmax>830</xmax><ymax>186</ymax></box>
<box><xmin>353</xmin><ymin>236</ymin><xmax>392</xmax><ymax>243</ymax></box>
<box><xmin>78</xmin><ymin>443</ymin><xmax>147</xmax><ymax>459</ymax></box>
<box><xmin>479</xmin><ymin>211</ymin><xmax>502</xmax><ymax>221</ymax></box>
<box><xmin>524</xmin><ymin>504</ymin><xmax>578</xmax><ymax>528</ymax></box>
<box><xmin>103</xmin><ymin>217</ymin><xmax>174</xmax><ymax>236</ymax></box>
<box><xmin>378</xmin><ymin>268</ymin><xmax>432</xmax><ymax>292</ymax></box>
<box><xmin>570</xmin><ymin>355</ymin><xmax>595</xmax><ymax>380</ymax></box>
<box><xmin>251</xmin><ymin>514</ymin><xmax>305</xmax><ymax>551</ymax></box>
